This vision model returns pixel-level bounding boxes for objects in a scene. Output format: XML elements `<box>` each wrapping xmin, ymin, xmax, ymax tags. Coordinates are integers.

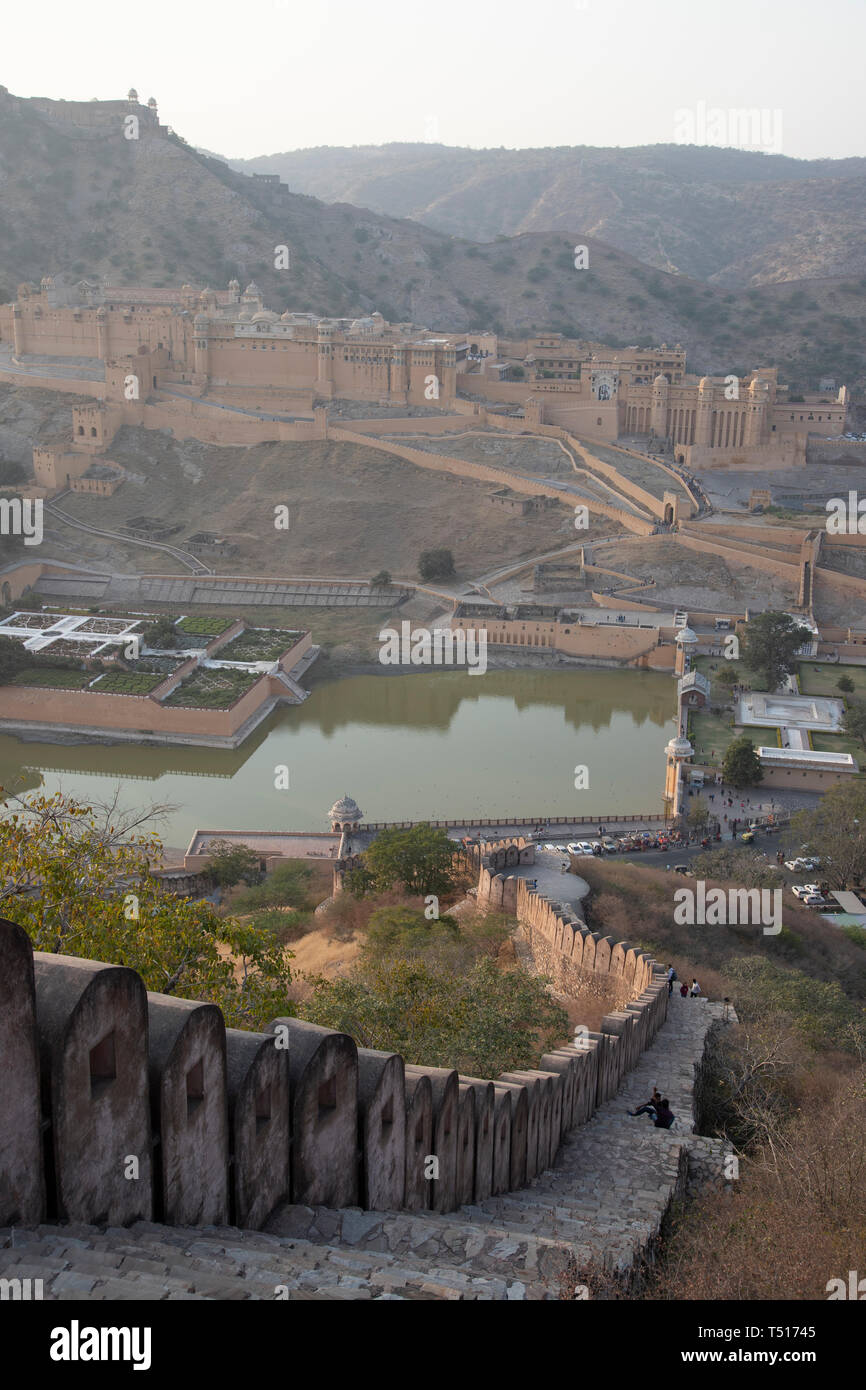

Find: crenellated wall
<box><xmin>476</xmin><ymin>865</ymin><xmax>658</xmax><ymax>1010</ymax></box>
<box><xmin>0</xmin><ymin>888</ymin><xmax>668</xmax><ymax>1233</ymax></box>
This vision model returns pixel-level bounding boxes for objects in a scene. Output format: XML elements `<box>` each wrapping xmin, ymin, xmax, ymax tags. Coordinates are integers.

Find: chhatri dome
<box><xmin>665</xmin><ymin>735</ymin><xmax>694</xmax><ymax>759</ymax></box>
<box><xmin>675</xmin><ymin>626</ymin><xmax>698</xmax><ymax>645</ymax></box>
<box><xmin>329</xmin><ymin>795</ymin><xmax>363</xmax><ymax>831</ymax></box>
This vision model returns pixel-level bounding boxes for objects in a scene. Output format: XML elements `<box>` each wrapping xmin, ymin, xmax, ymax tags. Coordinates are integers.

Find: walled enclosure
<box><xmin>0</xmin><ymin>852</ymin><xmax>668</xmax><ymax>1232</ymax></box>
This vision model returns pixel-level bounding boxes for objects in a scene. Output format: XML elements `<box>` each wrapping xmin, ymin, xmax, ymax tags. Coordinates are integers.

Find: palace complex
<box><xmin>0</xmin><ymin>277</ymin><xmax>850</xmax><ymax>481</ymax></box>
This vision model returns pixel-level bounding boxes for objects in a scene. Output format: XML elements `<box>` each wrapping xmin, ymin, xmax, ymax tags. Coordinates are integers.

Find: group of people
<box><xmin>666</xmin><ymin>965</ymin><xmax>701</xmax><ymax>999</ymax></box>
<box><xmin>627</xmin><ymin>1087</ymin><xmax>675</xmax><ymax>1129</ymax></box>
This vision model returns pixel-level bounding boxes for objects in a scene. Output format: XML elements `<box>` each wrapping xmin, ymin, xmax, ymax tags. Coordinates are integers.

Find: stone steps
<box><xmin>0</xmin><ymin>1222</ymin><xmax>523</xmax><ymax>1301</ymax></box>
<box><xmin>0</xmin><ymin>996</ymin><xmax>729</xmax><ymax>1301</ymax></box>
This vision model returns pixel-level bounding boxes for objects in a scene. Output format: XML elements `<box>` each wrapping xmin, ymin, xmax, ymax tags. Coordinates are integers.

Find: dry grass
<box><xmin>647</xmin><ymin>1062</ymin><xmax>866</xmax><ymax>1301</ymax></box>
<box><xmin>577</xmin><ymin>857</ymin><xmax>866</xmax><ymax>992</ymax></box>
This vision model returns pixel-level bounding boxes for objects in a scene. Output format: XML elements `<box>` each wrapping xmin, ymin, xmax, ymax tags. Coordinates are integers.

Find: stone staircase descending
<box><xmin>1</xmin><ymin>996</ymin><xmax>729</xmax><ymax>1301</ymax></box>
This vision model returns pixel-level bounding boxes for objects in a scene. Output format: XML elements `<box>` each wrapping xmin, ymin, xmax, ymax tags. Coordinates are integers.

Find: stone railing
<box><xmin>0</xmin><ymin>897</ymin><xmax>668</xmax><ymax>1232</ymax></box>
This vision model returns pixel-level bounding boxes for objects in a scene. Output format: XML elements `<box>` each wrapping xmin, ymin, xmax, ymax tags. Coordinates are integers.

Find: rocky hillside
<box><xmin>1</xmin><ymin>91</ymin><xmax>865</xmax><ymax>388</ymax></box>
<box><xmin>226</xmin><ymin>142</ymin><xmax>866</xmax><ymax>288</ymax></box>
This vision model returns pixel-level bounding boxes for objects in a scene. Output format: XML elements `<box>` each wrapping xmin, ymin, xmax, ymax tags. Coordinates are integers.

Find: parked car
<box><xmin>740</xmin><ymin>830</ymin><xmax>755</xmax><ymax>843</ymax></box>
<box><xmin>803</xmin><ymin>894</ymin><xmax>825</xmax><ymax>907</ymax></box>
<box><xmin>574</xmin><ymin>840</ymin><xmax>595</xmax><ymax>855</ymax></box>
<box><xmin>791</xmin><ymin>885</ymin><xmax>812</xmax><ymax>899</ymax></box>
<box><xmin>601</xmin><ymin>837</ymin><xmax>619</xmax><ymax>853</ymax></box>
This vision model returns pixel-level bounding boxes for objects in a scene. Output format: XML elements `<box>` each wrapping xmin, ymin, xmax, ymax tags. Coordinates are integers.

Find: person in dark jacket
<box><xmin>654</xmin><ymin>1099</ymin><xmax>675</xmax><ymax>1129</ymax></box>
<box><xmin>628</xmin><ymin>1087</ymin><xmax>662</xmax><ymax>1118</ymax></box>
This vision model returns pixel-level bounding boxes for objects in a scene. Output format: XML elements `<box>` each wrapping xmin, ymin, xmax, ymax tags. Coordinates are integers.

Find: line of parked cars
<box><xmin>539</xmin><ymin>831</ymin><xmax>691</xmax><ymax>858</ymax></box>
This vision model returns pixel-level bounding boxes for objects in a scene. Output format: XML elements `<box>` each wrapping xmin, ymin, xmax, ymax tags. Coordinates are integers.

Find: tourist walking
<box><xmin>679</xmin><ymin>982</ymin><xmax>689</xmax><ymax>998</ymax></box>
<box><xmin>690</xmin><ymin>978</ymin><xmax>701</xmax><ymax>998</ymax></box>
<box><xmin>667</xmin><ymin>964</ymin><xmax>677</xmax><ymax>995</ymax></box>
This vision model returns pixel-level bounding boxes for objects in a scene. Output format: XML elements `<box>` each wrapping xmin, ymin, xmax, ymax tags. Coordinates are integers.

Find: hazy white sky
<box><xmin>5</xmin><ymin>0</ymin><xmax>864</xmax><ymax>161</ymax></box>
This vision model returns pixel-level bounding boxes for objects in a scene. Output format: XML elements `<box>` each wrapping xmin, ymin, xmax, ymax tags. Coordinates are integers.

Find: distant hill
<box><xmin>1</xmin><ymin>92</ymin><xmax>865</xmax><ymax>390</ymax></box>
<box><xmin>224</xmin><ymin>143</ymin><xmax>866</xmax><ymax>288</ymax></box>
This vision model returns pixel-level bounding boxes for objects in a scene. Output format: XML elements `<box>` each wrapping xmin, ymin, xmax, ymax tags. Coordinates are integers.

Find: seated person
<box><xmin>628</xmin><ymin>1086</ymin><xmax>662</xmax><ymax>1117</ymax></box>
<box><xmin>654</xmin><ymin>1099</ymin><xmax>675</xmax><ymax>1129</ymax></box>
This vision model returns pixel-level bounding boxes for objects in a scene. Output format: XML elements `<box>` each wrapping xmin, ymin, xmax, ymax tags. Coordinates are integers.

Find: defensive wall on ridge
<box><xmin>0</xmin><ymin>857</ymin><xmax>669</xmax><ymax>1235</ymax></box>
<box><xmin>326</xmin><ymin>426</ymin><xmax>656</xmax><ymax>536</ymax></box>
<box><xmin>475</xmin><ymin>841</ymin><xmax>657</xmax><ymax>1012</ymax></box>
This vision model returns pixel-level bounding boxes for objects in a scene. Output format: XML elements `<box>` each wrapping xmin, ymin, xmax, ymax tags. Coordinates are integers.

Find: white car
<box><xmin>791</xmin><ymin>885</ymin><xmax>811</xmax><ymax>899</ymax></box>
<box><xmin>573</xmin><ymin>841</ymin><xmax>595</xmax><ymax>855</ymax></box>
<box><xmin>785</xmin><ymin>858</ymin><xmax>809</xmax><ymax>871</ymax></box>
<box><xmin>803</xmin><ymin>894</ymin><xmax>825</xmax><ymax>907</ymax></box>
<box><xmin>541</xmin><ymin>843</ymin><xmax>561</xmax><ymax>852</ymax></box>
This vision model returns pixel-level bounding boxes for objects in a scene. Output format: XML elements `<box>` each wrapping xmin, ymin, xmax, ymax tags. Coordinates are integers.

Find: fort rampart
<box><xmin>0</xmin><ymin>869</ymin><xmax>668</xmax><ymax>1232</ymax></box>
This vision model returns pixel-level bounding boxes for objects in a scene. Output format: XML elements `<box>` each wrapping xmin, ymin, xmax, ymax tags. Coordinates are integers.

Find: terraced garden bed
<box><xmin>163</xmin><ymin>666</ymin><xmax>259</xmax><ymax>708</ymax></box>
<box><xmin>217</xmin><ymin>628</ymin><xmax>300</xmax><ymax>662</ymax></box>
<box><xmin>8</xmin><ymin>667</ymin><xmax>92</xmax><ymax>689</ymax></box>
<box><xmin>91</xmin><ymin>671</ymin><xmax>164</xmax><ymax>695</ymax></box>
<box><xmin>176</xmin><ymin>616</ymin><xmax>234</xmax><ymax>637</ymax></box>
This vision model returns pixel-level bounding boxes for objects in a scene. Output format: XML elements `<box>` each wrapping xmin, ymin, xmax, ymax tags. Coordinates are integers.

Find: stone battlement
<box><xmin>0</xmin><ymin>892</ymin><xmax>668</xmax><ymax>1234</ymax></box>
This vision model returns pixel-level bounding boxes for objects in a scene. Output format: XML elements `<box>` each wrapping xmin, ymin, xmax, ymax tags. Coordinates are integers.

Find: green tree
<box><xmin>300</xmin><ymin>953</ymin><xmax>567</xmax><ymax>1076</ymax></box>
<box><xmin>722</xmin><ymin>735</ymin><xmax>764</xmax><ymax>789</ymax></box>
<box><xmin>790</xmin><ymin>782</ymin><xmax>866</xmax><ymax>888</ymax></box>
<box><xmin>741</xmin><ymin>611</ymin><xmax>811</xmax><ymax>691</ymax></box>
<box><xmin>143</xmin><ymin>615</ymin><xmax>179</xmax><ymax>648</ymax></box>
<box><xmin>725</xmin><ymin>955</ymin><xmax>866</xmax><ymax>1054</ymax></box>
<box><xmin>418</xmin><ymin>548</ymin><xmax>455</xmax><ymax>582</ymax></box>
<box><xmin>363</xmin><ymin>905</ymin><xmax>460</xmax><ymax>957</ymax></box>
<box><xmin>715</xmin><ymin>663</ymin><xmax>739</xmax><ymax>689</ymax></box>
<box><xmin>347</xmin><ymin>823</ymin><xmax>458</xmax><ymax>899</ymax></box>
<box><xmin>0</xmin><ymin>791</ymin><xmax>292</xmax><ymax>1028</ymax></box>
<box><xmin>687</xmin><ymin>795</ymin><xmax>711</xmax><ymax>830</ymax></box>
<box><xmin>370</xmin><ymin>570</ymin><xmax>391</xmax><ymax>588</ymax></box>
<box><xmin>205</xmin><ymin>838</ymin><xmax>263</xmax><ymax>888</ymax></box>
<box><xmin>842</xmin><ymin>702</ymin><xmax>866</xmax><ymax>750</ymax></box>
<box><xmin>230</xmin><ymin>860</ymin><xmax>313</xmax><ymax>912</ymax></box>
<box><xmin>0</xmin><ymin>635</ymin><xmax>30</xmax><ymax>681</ymax></box>
<box><xmin>837</xmin><ymin>674</ymin><xmax>855</xmax><ymax>694</ymax></box>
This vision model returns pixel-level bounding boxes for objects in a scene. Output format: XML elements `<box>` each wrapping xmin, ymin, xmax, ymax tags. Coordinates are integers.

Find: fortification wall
<box><xmin>330</xmin><ymin>416</ymin><xmax>476</xmax><ymax>436</ymax></box>
<box><xmin>0</xmin><ymin>365</ymin><xmax>104</xmax><ymax>399</ymax></box>
<box><xmin>675</xmin><ymin>528</ymin><xmax>801</xmax><ymax>581</ymax></box>
<box><xmin>0</xmin><ymin>872</ymin><xmax>667</xmax><ymax>1231</ymax></box>
<box><xmin>328</xmin><ymin>426</ymin><xmax>654</xmax><ymax>536</ymax></box>
<box><xmin>476</xmin><ymin>867</ymin><xmax>659</xmax><ymax>1010</ymax></box>
<box><xmin>807</xmin><ymin>439</ymin><xmax>866</xmax><ymax>465</ymax></box>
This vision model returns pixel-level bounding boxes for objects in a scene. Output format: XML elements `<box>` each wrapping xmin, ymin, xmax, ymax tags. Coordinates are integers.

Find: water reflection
<box><xmin>0</xmin><ymin>669</ymin><xmax>675</xmax><ymax>846</ymax></box>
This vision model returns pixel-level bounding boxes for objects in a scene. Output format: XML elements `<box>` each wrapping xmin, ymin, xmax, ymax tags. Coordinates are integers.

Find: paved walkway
<box><xmin>0</xmin><ymin>996</ymin><xmax>730</xmax><ymax>1300</ymax></box>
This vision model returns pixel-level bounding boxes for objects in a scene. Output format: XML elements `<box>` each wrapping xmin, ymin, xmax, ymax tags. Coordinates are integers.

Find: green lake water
<box><xmin>0</xmin><ymin>668</ymin><xmax>676</xmax><ymax>849</ymax></box>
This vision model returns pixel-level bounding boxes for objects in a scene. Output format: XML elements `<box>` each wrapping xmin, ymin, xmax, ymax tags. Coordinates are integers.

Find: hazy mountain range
<box><xmin>0</xmin><ymin>90</ymin><xmax>864</xmax><ymax>389</ymax></box>
<box><xmin>223</xmin><ymin>143</ymin><xmax>866</xmax><ymax>288</ymax></box>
